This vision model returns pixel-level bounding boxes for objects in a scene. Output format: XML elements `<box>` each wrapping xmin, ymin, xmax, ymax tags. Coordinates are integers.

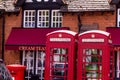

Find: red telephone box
<box><xmin>45</xmin><ymin>30</ymin><xmax>77</xmax><ymax>80</ymax></box>
<box><xmin>77</xmin><ymin>30</ymin><xmax>114</xmax><ymax>80</ymax></box>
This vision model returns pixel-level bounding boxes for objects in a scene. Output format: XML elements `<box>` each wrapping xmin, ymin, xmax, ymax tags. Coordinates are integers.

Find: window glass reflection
<box><xmin>82</xmin><ymin>49</ymin><xmax>102</xmax><ymax>79</ymax></box>
<box><xmin>50</xmin><ymin>48</ymin><xmax>68</xmax><ymax>80</ymax></box>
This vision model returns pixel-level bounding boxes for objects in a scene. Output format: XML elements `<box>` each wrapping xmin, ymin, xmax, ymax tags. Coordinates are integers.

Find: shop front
<box><xmin>5</xmin><ymin>27</ymin><xmax>68</xmax><ymax>80</ymax></box>
<box><xmin>107</xmin><ymin>27</ymin><xmax>120</xmax><ymax>79</ymax></box>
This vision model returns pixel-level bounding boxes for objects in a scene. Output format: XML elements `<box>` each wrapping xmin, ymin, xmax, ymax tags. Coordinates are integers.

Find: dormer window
<box><xmin>23</xmin><ymin>10</ymin><xmax>35</xmax><ymax>28</ymax></box>
<box><xmin>23</xmin><ymin>10</ymin><xmax>62</xmax><ymax>28</ymax></box>
<box><xmin>37</xmin><ymin>10</ymin><xmax>49</xmax><ymax>28</ymax></box>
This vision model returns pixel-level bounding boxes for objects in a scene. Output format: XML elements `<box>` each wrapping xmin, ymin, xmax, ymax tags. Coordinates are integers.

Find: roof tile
<box><xmin>0</xmin><ymin>0</ymin><xmax>20</xmax><ymax>12</ymax></box>
<box><xmin>61</xmin><ymin>0</ymin><xmax>115</xmax><ymax>12</ymax></box>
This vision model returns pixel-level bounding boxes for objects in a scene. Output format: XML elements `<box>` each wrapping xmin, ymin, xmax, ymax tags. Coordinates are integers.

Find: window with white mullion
<box><xmin>22</xmin><ymin>51</ymin><xmax>35</xmax><ymax>79</ymax></box>
<box><xmin>51</xmin><ymin>10</ymin><xmax>62</xmax><ymax>28</ymax></box>
<box><xmin>37</xmin><ymin>10</ymin><xmax>49</xmax><ymax>28</ymax></box>
<box><xmin>117</xmin><ymin>9</ymin><xmax>120</xmax><ymax>27</ymax></box>
<box><xmin>24</xmin><ymin>10</ymin><xmax>35</xmax><ymax>28</ymax></box>
<box><xmin>58</xmin><ymin>16</ymin><xmax>62</xmax><ymax>27</ymax></box>
<box><xmin>36</xmin><ymin>51</ymin><xmax>45</xmax><ymax>80</ymax></box>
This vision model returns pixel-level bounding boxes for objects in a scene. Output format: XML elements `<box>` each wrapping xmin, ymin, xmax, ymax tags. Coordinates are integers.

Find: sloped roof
<box><xmin>110</xmin><ymin>0</ymin><xmax>120</xmax><ymax>5</ymax></box>
<box><xmin>0</xmin><ymin>0</ymin><xmax>20</xmax><ymax>12</ymax></box>
<box><xmin>61</xmin><ymin>0</ymin><xmax>115</xmax><ymax>12</ymax></box>
<box><xmin>0</xmin><ymin>0</ymin><xmax>115</xmax><ymax>12</ymax></box>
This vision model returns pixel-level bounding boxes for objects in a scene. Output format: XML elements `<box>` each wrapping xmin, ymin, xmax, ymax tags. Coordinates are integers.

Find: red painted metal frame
<box><xmin>45</xmin><ymin>30</ymin><xmax>77</xmax><ymax>80</ymax></box>
<box><xmin>77</xmin><ymin>30</ymin><xmax>114</xmax><ymax>80</ymax></box>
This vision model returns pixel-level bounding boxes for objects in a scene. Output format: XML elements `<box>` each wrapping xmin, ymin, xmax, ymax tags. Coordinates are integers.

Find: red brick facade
<box><xmin>3</xmin><ymin>11</ymin><xmax>116</xmax><ymax>64</ymax></box>
<box><xmin>0</xmin><ymin>17</ymin><xmax>3</xmax><ymax>59</ymax></box>
<box><xmin>63</xmin><ymin>12</ymin><xmax>116</xmax><ymax>32</ymax></box>
<box><xmin>4</xmin><ymin>11</ymin><xmax>22</xmax><ymax>65</ymax></box>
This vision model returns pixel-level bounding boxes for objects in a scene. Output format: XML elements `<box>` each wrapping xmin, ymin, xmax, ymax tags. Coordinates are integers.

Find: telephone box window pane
<box><xmin>86</xmin><ymin>71</ymin><xmax>101</xmax><ymax>78</ymax></box>
<box><xmin>53</xmin><ymin>55</ymin><xmax>68</xmax><ymax>62</ymax></box>
<box><xmin>51</xmin><ymin>77</ymin><xmax>64</xmax><ymax>80</ymax></box>
<box><xmin>53</xmin><ymin>66</ymin><xmax>65</xmax><ymax>76</ymax></box>
<box><xmin>50</xmin><ymin>48</ymin><xmax>68</xmax><ymax>80</ymax></box>
<box><xmin>84</xmin><ymin>49</ymin><xmax>101</xmax><ymax>55</ymax></box>
<box><xmin>51</xmin><ymin>48</ymin><xmax>68</xmax><ymax>62</ymax></box>
<box><xmin>83</xmin><ymin>56</ymin><xmax>102</xmax><ymax>63</ymax></box>
<box><xmin>86</xmin><ymin>64</ymin><xmax>99</xmax><ymax>71</ymax></box>
<box><xmin>50</xmin><ymin>63</ymin><xmax>68</xmax><ymax>77</ymax></box>
<box><xmin>52</xmin><ymin>48</ymin><xmax>68</xmax><ymax>55</ymax></box>
<box><xmin>82</xmin><ymin>49</ymin><xmax>102</xmax><ymax>79</ymax></box>
<box><xmin>92</xmin><ymin>56</ymin><xmax>99</xmax><ymax>62</ymax></box>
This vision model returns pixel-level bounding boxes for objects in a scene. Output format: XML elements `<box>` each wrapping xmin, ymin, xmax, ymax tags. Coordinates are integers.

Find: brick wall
<box><xmin>4</xmin><ymin>11</ymin><xmax>22</xmax><ymax>65</ymax></box>
<box><xmin>62</xmin><ymin>11</ymin><xmax>116</xmax><ymax>33</ymax></box>
<box><xmin>62</xmin><ymin>13</ymin><xmax>79</xmax><ymax>32</ymax></box>
<box><xmin>5</xmin><ymin>13</ymin><xmax>22</xmax><ymax>41</ymax></box>
<box><xmin>3</xmin><ymin>11</ymin><xmax>116</xmax><ymax>65</ymax></box>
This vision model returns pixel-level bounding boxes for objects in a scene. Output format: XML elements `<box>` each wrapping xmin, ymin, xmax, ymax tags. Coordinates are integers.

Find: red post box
<box><xmin>7</xmin><ymin>64</ymin><xmax>26</xmax><ymax>80</ymax></box>
<box><xmin>77</xmin><ymin>30</ymin><xmax>114</xmax><ymax>80</ymax></box>
<box><xmin>45</xmin><ymin>30</ymin><xmax>77</xmax><ymax>80</ymax></box>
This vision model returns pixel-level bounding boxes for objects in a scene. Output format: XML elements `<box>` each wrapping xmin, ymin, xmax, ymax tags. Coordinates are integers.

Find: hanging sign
<box><xmin>50</xmin><ymin>38</ymin><xmax>71</xmax><ymax>42</ymax></box>
<box><xmin>82</xmin><ymin>38</ymin><xmax>104</xmax><ymax>42</ymax></box>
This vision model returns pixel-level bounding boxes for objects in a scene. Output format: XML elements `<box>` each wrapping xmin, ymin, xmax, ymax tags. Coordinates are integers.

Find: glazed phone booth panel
<box><xmin>77</xmin><ymin>30</ymin><xmax>114</xmax><ymax>80</ymax></box>
<box><xmin>45</xmin><ymin>30</ymin><xmax>77</xmax><ymax>80</ymax></box>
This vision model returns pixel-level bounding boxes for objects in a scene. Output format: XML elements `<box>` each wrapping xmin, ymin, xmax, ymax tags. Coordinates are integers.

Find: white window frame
<box><xmin>36</xmin><ymin>51</ymin><xmax>45</xmax><ymax>80</ymax></box>
<box><xmin>37</xmin><ymin>10</ymin><xmax>49</xmax><ymax>28</ymax></box>
<box><xmin>117</xmin><ymin>51</ymin><xmax>120</xmax><ymax>78</ymax></box>
<box><xmin>51</xmin><ymin>10</ymin><xmax>62</xmax><ymax>28</ymax></box>
<box><xmin>22</xmin><ymin>51</ymin><xmax>35</xmax><ymax>79</ymax></box>
<box><xmin>117</xmin><ymin>9</ymin><xmax>120</xmax><ymax>27</ymax></box>
<box><xmin>23</xmin><ymin>10</ymin><xmax>36</xmax><ymax>28</ymax></box>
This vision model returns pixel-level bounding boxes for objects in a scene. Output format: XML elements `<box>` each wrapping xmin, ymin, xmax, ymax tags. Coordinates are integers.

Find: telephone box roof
<box><xmin>47</xmin><ymin>30</ymin><xmax>77</xmax><ymax>36</ymax></box>
<box><xmin>79</xmin><ymin>30</ymin><xmax>110</xmax><ymax>36</ymax></box>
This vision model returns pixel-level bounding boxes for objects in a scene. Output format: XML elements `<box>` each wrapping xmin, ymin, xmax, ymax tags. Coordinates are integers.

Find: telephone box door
<box><xmin>45</xmin><ymin>30</ymin><xmax>77</xmax><ymax>80</ymax></box>
<box><xmin>48</xmin><ymin>47</ymin><xmax>69</xmax><ymax>80</ymax></box>
<box><xmin>77</xmin><ymin>30</ymin><xmax>114</xmax><ymax>80</ymax></box>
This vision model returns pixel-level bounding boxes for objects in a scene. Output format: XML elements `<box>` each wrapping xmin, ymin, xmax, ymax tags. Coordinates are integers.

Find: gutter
<box><xmin>0</xmin><ymin>9</ymin><xmax>5</xmax><ymax>60</ymax></box>
<box><xmin>77</xmin><ymin>12</ymin><xmax>82</xmax><ymax>33</ymax></box>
